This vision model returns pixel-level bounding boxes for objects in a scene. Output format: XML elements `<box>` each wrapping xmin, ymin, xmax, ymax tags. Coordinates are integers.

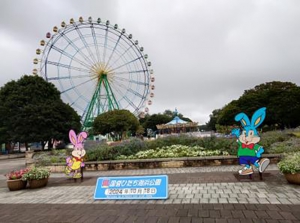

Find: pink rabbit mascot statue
<box><xmin>65</xmin><ymin>129</ymin><xmax>87</xmax><ymax>178</ymax></box>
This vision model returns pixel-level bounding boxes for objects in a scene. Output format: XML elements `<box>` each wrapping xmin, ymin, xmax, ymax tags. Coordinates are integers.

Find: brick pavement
<box><xmin>0</xmin><ymin>203</ymin><xmax>299</xmax><ymax>222</ymax></box>
<box><xmin>0</xmin><ymin>165</ymin><xmax>299</xmax><ymax>222</ymax></box>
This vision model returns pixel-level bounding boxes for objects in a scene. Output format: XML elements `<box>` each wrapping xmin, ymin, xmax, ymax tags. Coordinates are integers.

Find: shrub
<box><xmin>144</xmin><ymin>135</ymin><xmax>235</xmax><ymax>152</ymax></box>
<box><xmin>144</xmin><ymin>135</ymin><xmax>197</xmax><ymax>150</ymax></box>
<box><xmin>206</xmin><ymin>137</ymin><xmax>237</xmax><ymax>155</ymax></box>
<box><xmin>277</xmin><ymin>152</ymin><xmax>300</xmax><ymax>174</ymax></box>
<box><xmin>21</xmin><ymin>167</ymin><xmax>51</xmax><ymax>180</ymax></box>
<box><xmin>50</xmin><ymin>156</ymin><xmax>59</xmax><ymax>163</ymax></box>
<box><xmin>291</xmin><ymin>131</ymin><xmax>300</xmax><ymax>138</ymax></box>
<box><xmin>267</xmin><ymin>138</ymin><xmax>300</xmax><ymax>154</ymax></box>
<box><xmin>260</xmin><ymin>130</ymin><xmax>292</xmax><ymax>150</ymax></box>
<box><xmin>86</xmin><ymin>145</ymin><xmax>117</xmax><ymax>161</ymax></box>
<box><xmin>34</xmin><ymin>150</ymin><xmax>67</xmax><ymax>165</ymax></box>
<box><xmin>114</xmin><ymin>138</ymin><xmax>146</xmax><ymax>156</ymax></box>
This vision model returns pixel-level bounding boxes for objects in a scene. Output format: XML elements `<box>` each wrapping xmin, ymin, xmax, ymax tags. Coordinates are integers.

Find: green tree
<box><xmin>177</xmin><ymin>114</ymin><xmax>192</xmax><ymax>122</ymax></box>
<box><xmin>93</xmin><ymin>109</ymin><xmax>139</xmax><ymax>141</ymax></box>
<box><xmin>217</xmin><ymin>100</ymin><xmax>240</xmax><ymax>126</ymax></box>
<box><xmin>214</xmin><ymin>81</ymin><xmax>300</xmax><ymax>129</ymax></box>
<box><xmin>206</xmin><ymin>109</ymin><xmax>221</xmax><ymax>131</ymax></box>
<box><xmin>141</xmin><ymin>114</ymin><xmax>172</xmax><ymax>132</ymax></box>
<box><xmin>139</xmin><ymin>113</ymin><xmax>150</xmax><ymax>129</ymax></box>
<box><xmin>163</xmin><ymin>109</ymin><xmax>192</xmax><ymax>122</ymax></box>
<box><xmin>136</xmin><ymin>125</ymin><xmax>145</xmax><ymax>139</ymax></box>
<box><xmin>140</xmin><ymin>109</ymin><xmax>194</xmax><ymax>134</ymax></box>
<box><xmin>163</xmin><ymin>109</ymin><xmax>173</xmax><ymax>117</ymax></box>
<box><xmin>0</xmin><ymin>75</ymin><xmax>81</xmax><ymax>150</ymax></box>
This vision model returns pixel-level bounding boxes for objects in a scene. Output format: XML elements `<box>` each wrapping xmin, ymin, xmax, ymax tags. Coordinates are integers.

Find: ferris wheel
<box><xmin>33</xmin><ymin>16</ymin><xmax>155</xmax><ymax>130</ymax></box>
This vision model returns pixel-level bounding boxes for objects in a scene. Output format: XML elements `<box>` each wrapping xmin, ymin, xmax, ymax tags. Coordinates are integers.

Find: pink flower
<box><xmin>5</xmin><ymin>168</ymin><xmax>30</xmax><ymax>180</ymax></box>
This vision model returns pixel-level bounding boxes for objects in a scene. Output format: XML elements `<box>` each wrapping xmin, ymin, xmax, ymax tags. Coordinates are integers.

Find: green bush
<box><xmin>50</xmin><ymin>157</ymin><xmax>59</xmax><ymax>163</ymax></box>
<box><xmin>267</xmin><ymin>137</ymin><xmax>300</xmax><ymax>154</ymax></box>
<box><xmin>206</xmin><ymin>137</ymin><xmax>237</xmax><ymax>155</ymax></box>
<box><xmin>114</xmin><ymin>138</ymin><xmax>146</xmax><ymax>156</ymax></box>
<box><xmin>34</xmin><ymin>150</ymin><xmax>67</xmax><ymax>165</ymax></box>
<box><xmin>277</xmin><ymin>152</ymin><xmax>300</xmax><ymax>174</ymax></box>
<box><xmin>144</xmin><ymin>135</ymin><xmax>197</xmax><ymax>150</ymax></box>
<box><xmin>260</xmin><ymin>130</ymin><xmax>292</xmax><ymax>150</ymax></box>
<box><xmin>291</xmin><ymin>131</ymin><xmax>300</xmax><ymax>138</ymax></box>
<box><xmin>22</xmin><ymin>167</ymin><xmax>51</xmax><ymax>180</ymax></box>
<box><xmin>144</xmin><ymin>135</ymin><xmax>236</xmax><ymax>154</ymax></box>
<box><xmin>86</xmin><ymin>145</ymin><xmax>117</xmax><ymax>161</ymax></box>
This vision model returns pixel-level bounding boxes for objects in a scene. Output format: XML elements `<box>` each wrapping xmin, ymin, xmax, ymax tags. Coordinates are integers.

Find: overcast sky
<box><xmin>1</xmin><ymin>0</ymin><xmax>300</xmax><ymax>124</ymax></box>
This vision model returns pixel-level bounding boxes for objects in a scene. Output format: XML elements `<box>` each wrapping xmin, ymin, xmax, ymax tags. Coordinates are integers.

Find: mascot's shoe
<box><xmin>238</xmin><ymin>167</ymin><xmax>253</xmax><ymax>175</ymax></box>
<box><xmin>259</xmin><ymin>158</ymin><xmax>270</xmax><ymax>173</ymax></box>
<box><xmin>73</xmin><ymin>173</ymin><xmax>82</xmax><ymax>179</ymax></box>
<box><xmin>65</xmin><ymin>167</ymin><xmax>71</xmax><ymax>175</ymax></box>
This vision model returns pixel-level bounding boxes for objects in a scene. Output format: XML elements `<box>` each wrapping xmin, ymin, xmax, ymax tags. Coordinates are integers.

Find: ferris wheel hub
<box><xmin>90</xmin><ymin>62</ymin><xmax>113</xmax><ymax>81</ymax></box>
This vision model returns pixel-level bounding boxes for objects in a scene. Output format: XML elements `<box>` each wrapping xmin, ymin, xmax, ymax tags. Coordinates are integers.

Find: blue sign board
<box><xmin>94</xmin><ymin>175</ymin><xmax>168</xmax><ymax>200</ymax></box>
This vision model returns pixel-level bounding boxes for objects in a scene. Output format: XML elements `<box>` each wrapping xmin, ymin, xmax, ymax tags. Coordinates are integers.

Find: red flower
<box><xmin>5</xmin><ymin>168</ymin><xmax>30</xmax><ymax>180</ymax></box>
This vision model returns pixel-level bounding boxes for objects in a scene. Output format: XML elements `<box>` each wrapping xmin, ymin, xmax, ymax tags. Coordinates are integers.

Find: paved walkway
<box><xmin>0</xmin><ymin>164</ymin><xmax>299</xmax><ymax>222</ymax></box>
<box><xmin>0</xmin><ymin>158</ymin><xmax>25</xmax><ymax>177</ymax></box>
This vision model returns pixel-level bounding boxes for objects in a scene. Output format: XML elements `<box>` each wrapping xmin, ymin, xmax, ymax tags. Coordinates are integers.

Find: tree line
<box><xmin>1</xmin><ymin>75</ymin><xmax>298</xmax><ymax>151</ymax></box>
<box><xmin>0</xmin><ymin>75</ymin><xmax>193</xmax><ymax>151</ymax></box>
<box><xmin>206</xmin><ymin>81</ymin><xmax>300</xmax><ymax>132</ymax></box>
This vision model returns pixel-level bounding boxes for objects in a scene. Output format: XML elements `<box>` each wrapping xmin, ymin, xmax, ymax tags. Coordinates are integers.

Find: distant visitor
<box><xmin>231</xmin><ymin>107</ymin><xmax>270</xmax><ymax>175</ymax></box>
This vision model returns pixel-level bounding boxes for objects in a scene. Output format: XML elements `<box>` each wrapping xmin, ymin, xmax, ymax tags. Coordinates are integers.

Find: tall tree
<box><xmin>93</xmin><ymin>109</ymin><xmax>139</xmax><ymax>141</ymax></box>
<box><xmin>214</xmin><ymin>81</ymin><xmax>300</xmax><ymax>129</ymax></box>
<box><xmin>141</xmin><ymin>114</ymin><xmax>172</xmax><ymax>132</ymax></box>
<box><xmin>0</xmin><ymin>75</ymin><xmax>81</xmax><ymax>150</ymax></box>
<box><xmin>217</xmin><ymin>100</ymin><xmax>240</xmax><ymax>126</ymax></box>
<box><xmin>163</xmin><ymin>109</ymin><xmax>173</xmax><ymax>117</ymax></box>
<box><xmin>206</xmin><ymin>109</ymin><xmax>221</xmax><ymax>131</ymax></box>
<box><xmin>140</xmin><ymin>109</ymin><xmax>194</xmax><ymax>134</ymax></box>
<box><xmin>163</xmin><ymin>109</ymin><xmax>192</xmax><ymax>122</ymax></box>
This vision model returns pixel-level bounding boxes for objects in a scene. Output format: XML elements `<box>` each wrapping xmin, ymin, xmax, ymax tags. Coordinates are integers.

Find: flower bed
<box><xmin>116</xmin><ymin>145</ymin><xmax>229</xmax><ymax>160</ymax></box>
<box><xmin>32</xmin><ymin>129</ymin><xmax>300</xmax><ymax>165</ymax></box>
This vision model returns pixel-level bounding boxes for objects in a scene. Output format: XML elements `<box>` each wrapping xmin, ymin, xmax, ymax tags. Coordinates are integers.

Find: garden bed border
<box><xmin>0</xmin><ymin>153</ymin><xmax>25</xmax><ymax>160</ymax></box>
<box><xmin>44</xmin><ymin>154</ymin><xmax>282</xmax><ymax>173</ymax></box>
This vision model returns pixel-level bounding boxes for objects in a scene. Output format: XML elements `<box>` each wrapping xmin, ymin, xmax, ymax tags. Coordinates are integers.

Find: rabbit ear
<box><xmin>77</xmin><ymin>132</ymin><xmax>87</xmax><ymax>143</ymax></box>
<box><xmin>235</xmin><ymin>112</ymin><xmax>250</xmax><ymax>127</ymax></box>
<box><xmin>251</xmin><ymin>107</ymin><xmax>266</xmax><ymax>128</ymax></box>
<box><xmin>69</xmin><ymin>130</ymin><xmax>77</xmax><ymax>145</ymax></box>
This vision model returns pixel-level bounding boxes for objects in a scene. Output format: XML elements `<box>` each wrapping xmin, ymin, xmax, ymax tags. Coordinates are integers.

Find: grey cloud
<box><xmin>1</xmin><ymin>0</ymin><xmax>300</xmax><ymax>124</ymax></box>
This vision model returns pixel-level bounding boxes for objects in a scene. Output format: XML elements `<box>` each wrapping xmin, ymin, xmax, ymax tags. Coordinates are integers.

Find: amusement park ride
<box><xmin>32</xmin><ymin>16</ymin><xmax>155</xmax><ymax>130</ymax></box>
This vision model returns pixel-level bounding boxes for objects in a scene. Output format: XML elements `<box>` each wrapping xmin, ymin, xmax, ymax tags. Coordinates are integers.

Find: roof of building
<box><xmin>166</xmin><ymin>116</ymin><xmax>188</xmax><ymax>125</ymax></box>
